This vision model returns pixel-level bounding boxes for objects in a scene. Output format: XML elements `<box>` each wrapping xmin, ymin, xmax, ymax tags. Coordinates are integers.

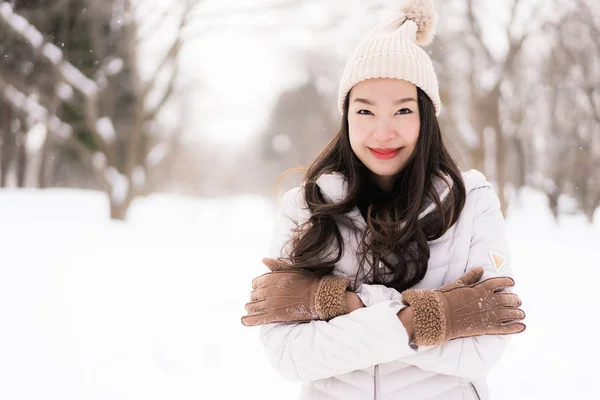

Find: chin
<box><xmin>369</xmin><ymin>168</ymin><xmax>402</xmax><ymax>177</ymax></box>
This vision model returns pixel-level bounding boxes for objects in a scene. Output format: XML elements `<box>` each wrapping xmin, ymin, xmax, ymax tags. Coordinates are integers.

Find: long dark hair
<box><xmin>282</xmin><ymin>87</ymin><xmax>466</xmax><ymax>292</ymax></box>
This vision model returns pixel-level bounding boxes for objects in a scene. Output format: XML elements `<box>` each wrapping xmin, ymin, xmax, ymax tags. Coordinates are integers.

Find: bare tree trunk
<box><xmin>1</xmin><ymin>103</ymin><xmax>14</xmax><ymax>187</ymax></box>
<box><xmin>547</xmin><ymin>191</ymin><xmax>560</xmax><ymax>222</ymax></box>
<box><xmin>110</xmin><ymin>195</ymin><xmax>133</xmax><ymax>220</ymax></box>
<box><xmin>471</xmin><ymin>145</ymin><xmax>485</xmax><ymax>173</ymax></box>
<box><xmin>16</xmin><ymin>131</ymin><xmax>27</xmax><ymax>187</ymax></box>
<box><xmin>494</xmin><ymin>121</ymin><xmax>508</xmax><ymax>215</ymax></box>
<box><xmin>110</xmin><ymin>203</ymin><xmax>127</xmax><ymax>220</ymax></box>
<box><xmin>468</xmin><ymin>113</ymin><xmax>486</xmax><ymax>173</ymax></box>
<box><xmin>511</xmin><ymin>135</ymin><xmax>527</xmax><ymax>190</ymax></box>
<box><xmin>39</xmin><ymin>97</ymin><xmax>60</xmax><ymax>188</ymax></box>
<box><xmin>37</xmin><ymin>137</ymin><xmax>51</xmax><ymax>188</ymax></box>
<box><xmin>583</xmin><ymin>203</ymin><xmax>596</xmax><ymax>224</ymax></box>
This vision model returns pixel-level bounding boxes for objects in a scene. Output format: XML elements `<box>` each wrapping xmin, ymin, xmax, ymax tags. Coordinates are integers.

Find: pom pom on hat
<box><xmin>401</xmin><ymin>0</ymin><xmax>438</xmax><ymax>46</ymax></box>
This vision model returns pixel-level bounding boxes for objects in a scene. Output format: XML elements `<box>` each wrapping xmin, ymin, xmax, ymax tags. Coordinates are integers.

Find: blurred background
<box><xmin>0</xmin><ymin>0</ymin><xmax>598</xmax><ymax>399</ymax></box>
<box><xmin>1</xmin><ymin>0</ymin><xmax>598</xmax><ymax>220</ymax></box>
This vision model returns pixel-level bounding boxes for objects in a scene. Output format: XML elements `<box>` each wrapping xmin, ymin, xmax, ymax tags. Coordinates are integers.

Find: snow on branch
<box><xmin>1</xmin><ymin>79</ymin><xmax>72</xmax><ymax>140</ymax></box>
<box><xmin>145</xmin><ymin>142</ymin><xmax>170</xmax><ymax>168</ymax></box>
<box><xmin>105</xmin><ymin>57</ymin><xmax>124</xmax><ymax>76</ymax></box>
<box><xmin>1</xmin><ymin>3</ymin><xmax>99</xmax><ymax>100</ymax></box>
<box><xmin>92</xmin><ymin>152</ymin><xmax>108</xmax><ymax>170</ymax></box>
<box><xmin>0</xmin><ymin>2</ymin><xmax>43</xmax><ymax>48</ymax></box>
<box><xmin>96</xmin><ymin>117</ymin><xmax>117</xmax><ymax>144</ymax></box>
<box><xmin>55</xmin><ymin>82</ymin><xmax>74</xmax><ymax>101</ymax></box>
<box><xmin>42</xmin><ymin>42</ymin><xmax>63</xmax><ymax>64</ymax></box>
<box><xmin>60</xmin><ymin>61</ymin><xmax>99</xmax><ymax>98</ymax></box>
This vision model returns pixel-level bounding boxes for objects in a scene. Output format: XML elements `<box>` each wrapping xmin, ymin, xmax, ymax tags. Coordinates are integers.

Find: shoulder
<box><xmin>462</xmin><ymin>169</ymin><xmax>498</xmax><ymax>200</ymax></box>
<box><xmin>277</xmin><ymin>186</ymin><xmax>309</xmax><ymax>222</ymax></box>
<box><xmin>461</xmin><ymin>169</ymin><xmax>500</xmax><ymax>210</ymax></box>
<box><xmin>279</xmin><ymin>186</ymin><xmax>304</xmax><ymax>208</ymax></box>
<box><xmin>461</xmin><ymin>169</ymin><xmax>492</xmax><ymax>193</ymax></box>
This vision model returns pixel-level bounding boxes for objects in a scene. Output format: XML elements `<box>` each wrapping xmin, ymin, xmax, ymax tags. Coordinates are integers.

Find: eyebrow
<box><xmin>352</xmin><ymin>97</ymin><xmax>417</xmax><ymax>106</ymax></box>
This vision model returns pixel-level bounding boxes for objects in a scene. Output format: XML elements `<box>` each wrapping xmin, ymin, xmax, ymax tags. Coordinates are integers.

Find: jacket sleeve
<box><xmin>363</xmin><ymin>185</ymin><xmax>515</xmax><ymax>380</ymax></box>
<box><xmin>259</xmin><ymin>185</ymin><xmax>515</xmax><ymax>382</ymax></box>
<box><xmin>258</xmin><ymin>188</ymin><xmax>418</xmax><ymax>383</ymax></box>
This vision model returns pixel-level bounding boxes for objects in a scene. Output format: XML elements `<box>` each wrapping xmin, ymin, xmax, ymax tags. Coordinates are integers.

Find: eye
<box><xmin>357</xmin><ymin>109</ymin><xmax>373</xmax><ymax>115</ymax></box>
<box><xmin>395</xmin><ymin>108</ymin><xmax>412</xmax><ymax>115</ymax></box>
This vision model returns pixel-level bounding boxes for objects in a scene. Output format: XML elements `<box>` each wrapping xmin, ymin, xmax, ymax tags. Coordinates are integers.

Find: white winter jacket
<box><xmin>259</xmin><ymin>169</ymin><xmax>515</xmax><ymax>400</ymax></box>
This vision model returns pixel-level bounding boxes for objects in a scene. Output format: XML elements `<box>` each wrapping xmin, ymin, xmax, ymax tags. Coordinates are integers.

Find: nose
<box><xmin>373</xmin><ymin>117</ymin><xmax>396</xmax><ymax>142</ymax></box>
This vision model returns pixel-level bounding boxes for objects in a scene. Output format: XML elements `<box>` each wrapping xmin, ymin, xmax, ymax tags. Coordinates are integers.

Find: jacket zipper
<box><xmin>373</xmin><ymin>259</ymin><xmax>383</xmax><ymax>400</ymax></box>
<box><xmin>373</xmin><ymin>364</ymin><xmax>380</xmax><ymax>400</ymax></box>
<box><xmin>469</xmin><ymin>383</ymin><xmax>481</xmax><ymax>400</ymax></box>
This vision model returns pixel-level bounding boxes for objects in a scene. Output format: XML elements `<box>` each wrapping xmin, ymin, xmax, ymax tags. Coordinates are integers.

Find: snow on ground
<box><xmin>0</xmin><ymin>187</ymin><xmax>598</xmax><ymax>399</ymax></box>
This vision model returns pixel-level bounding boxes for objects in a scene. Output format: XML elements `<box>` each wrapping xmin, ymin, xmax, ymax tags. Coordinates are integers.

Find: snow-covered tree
<box><xmin>531</xmin><ymin>0</ymin><xmax>600</xmax><ymax>222</ymax></box>
<box><xmin>0</xmin><ymin>0</ymin><xmax>200</xmax><ymax>219</ymax></box>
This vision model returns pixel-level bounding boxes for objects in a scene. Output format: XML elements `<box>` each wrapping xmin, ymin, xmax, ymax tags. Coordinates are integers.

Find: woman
<box><xmin>241</xmin><ymin>0</ymin><xmax>526</xmax><ymax>399</ymax></box>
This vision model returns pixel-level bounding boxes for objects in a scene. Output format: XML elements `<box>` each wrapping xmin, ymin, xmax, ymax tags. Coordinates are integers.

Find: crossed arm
<box><xmin>247</xmin><ymin>185</ymin><xmax>524</xmax><ymax>383</ymax></box>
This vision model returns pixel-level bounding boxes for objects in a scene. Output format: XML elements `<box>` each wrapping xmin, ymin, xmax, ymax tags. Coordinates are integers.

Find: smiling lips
<box><xmin>369</xmin><ymin>147</ymin><xmax>401</xmax><ymax>159</ymax></box>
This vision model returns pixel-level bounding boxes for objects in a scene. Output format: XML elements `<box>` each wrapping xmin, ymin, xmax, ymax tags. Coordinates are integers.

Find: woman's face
<box><xmin>347</xmin><ymin>78</ymin><xmax>421</xmax><ymax>191</ymax></box>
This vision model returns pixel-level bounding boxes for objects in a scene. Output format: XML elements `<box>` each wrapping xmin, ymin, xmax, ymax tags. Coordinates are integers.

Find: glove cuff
<box><xmin>315</xmin><ymin>276</ymin><xmax>351</xmax><ymax>320</ymax></box>
<box><xmin>401</xmin><ymin>289</ymin><xmax>447</xmax><ymax>346</ymax></box>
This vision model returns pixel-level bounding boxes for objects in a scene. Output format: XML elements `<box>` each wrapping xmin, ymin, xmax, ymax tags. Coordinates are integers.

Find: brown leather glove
<box><xmin>438</xmin><ymin>267</ymin><xmax>485</xmax><ymax>291</ymax></box>
<box><xmin>241</xmin><ymin>258</ymin><xmax>351</xmax><ymax>327</ymax></box>
<box><xmin>402</xmin><ymin>270</ymin><xmax>526</xmax><ymax>346</ymax></box>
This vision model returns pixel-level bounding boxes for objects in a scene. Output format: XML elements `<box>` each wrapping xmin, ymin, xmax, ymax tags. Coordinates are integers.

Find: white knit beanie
<box><xmin>337</xmin><ymin>0</ymin><xmax>441</xmax><ymax>116</ymax></box>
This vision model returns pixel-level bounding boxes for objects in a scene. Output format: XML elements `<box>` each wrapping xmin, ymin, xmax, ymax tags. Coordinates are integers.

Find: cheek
<box><xmin>348</xmin><ymin>118</ymin><xmax>370</xmax><ymax>146</ymax></box>
<box><xmin>402</xmin><ymin>118</ymin><xmax>420</xmax><ymax>146</ymax></box>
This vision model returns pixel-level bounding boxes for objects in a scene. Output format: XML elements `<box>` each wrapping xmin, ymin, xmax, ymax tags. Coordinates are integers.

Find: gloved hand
<box><xmin>241</xmin><ymin>258</ymin><xmax>351</xmax><ymax>327</ymax></box>
<box><xmin>356</xmin><ymin>267</ymin><xmax>485</xmax><ymax>307</ymax></box>
<box><xmin>439</xmin><ymin>267</ymin><xmax>485</xmax><ymax>291</ymax></box>
<box><xmin>401</xmin><ymin>269</ymin><xmax>526</xmax><ymax>346</ymax></box>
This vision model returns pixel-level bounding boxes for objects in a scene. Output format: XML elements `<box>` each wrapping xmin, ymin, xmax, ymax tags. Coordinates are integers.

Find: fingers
<box><xmin>440</xmin><ymin>267</ymin><xmax>485</xmax><ymax>291</ymax></box>
<box><xmin>245</xmin><ymin>299</ymin><xmax>266</xmax><ymax>314</ymax></box>
<box><xmin>479</xmin><ymin>276</ymin><xmax>515</xmax><ymax>292</ymax></box>
<box><xmin>241</xmin><ymin>313</ymin><xmax>268</xmax><ymax>327</ymax></box>
<box><xmin>497</xmin><ymin>308</ymin><xmax>526</xmax><ymax>323</ymax></box>
<box><xmin>252</xmin><ymin>270</ymin><xmax>303</xmax><ymax>290</ymax></box>
<box><xmin>251</xmin><ymin>273</ymin><xmax>270</xmax><ymax>290</ymax></box>
<box><xmin>241</xmin><ymin>299</ymin><xmax>268</xmax><ymax>327</ymax></box>
<box><xmin>262</xmin><ymin>257</ymin><xmax>292</xmax><ymax>272</ymax></box>
<box><xmin>459</xmin><ymin>267</ymin><xmax>485</xmax><ymax>285</ymax></box>
<box><xmin>498</xmin><ymin>321</ymin><xmax>526</xmax><ymax>334</ymax></box>
<box><xmin>250</xmin><ymin>288</ymin><xmax>266</xmax><ymax>302</ymax></box>
<box><xmin>495</xmin><ymin>292</ymin><xmax>522</xmax><ymax>308</ymax></box>
<box><xmin>439</xmin><ymin>281</ymin><xmax>459</xmax><ymax>291</ymax></box>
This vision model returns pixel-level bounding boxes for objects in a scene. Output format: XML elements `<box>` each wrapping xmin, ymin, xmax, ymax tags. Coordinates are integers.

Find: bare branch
<box><xmin>142</xmin><ymin>37</ymin><xmax>181</xmax><ymax>99</ymax></box>
<box><xmin>507</xmin><ymin>0</ymin><xmax>521</xmax><ymax>38</ymax></box>
<box><xmin>132</xmin><ymin>0</ymin><xmax>159</xmax><ymax>23</ymax></box>
<box><xmin>144</xmin><ymin>63</ymin><xmax>178</xmax><ymax>122</ymax></box>
<box><xmin>140</xmin><ymin>1</ymin><xmax>197</xmax><ymax>100</ymax></box>
<box><xmin>87</xmin><ymin>2</ymin><xmax>108</xmax><ymax>62</ymax></box>
<box><xmin>191</xmin><ymin>0</ymin><xmax>332</xmax><ymax>20</ymax></box>
<box><xmin>466</xmin><ymin>0</ymin><xmax>494</xmax><ymax>65</ymax></box>
<box><xmin>141</xmin><ymin>1</ymin><xmax>201</xmax><ymax>120</ymax></box>
<box><xmin>136</xmin><ymin>4</ymin><xmax>174</xmax><ymax>44</ymax></box>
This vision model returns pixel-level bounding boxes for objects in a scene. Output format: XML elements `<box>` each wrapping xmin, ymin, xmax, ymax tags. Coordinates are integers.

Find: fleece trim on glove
<box><xmin>315</xmin><ymin>276</ymin><xmax>351</xmax><ymax>320</ymax></box>
<box><xmin>401</xmin><ymin>289</ymin><xmax>447</xmax><ymax>346</ymax></box>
